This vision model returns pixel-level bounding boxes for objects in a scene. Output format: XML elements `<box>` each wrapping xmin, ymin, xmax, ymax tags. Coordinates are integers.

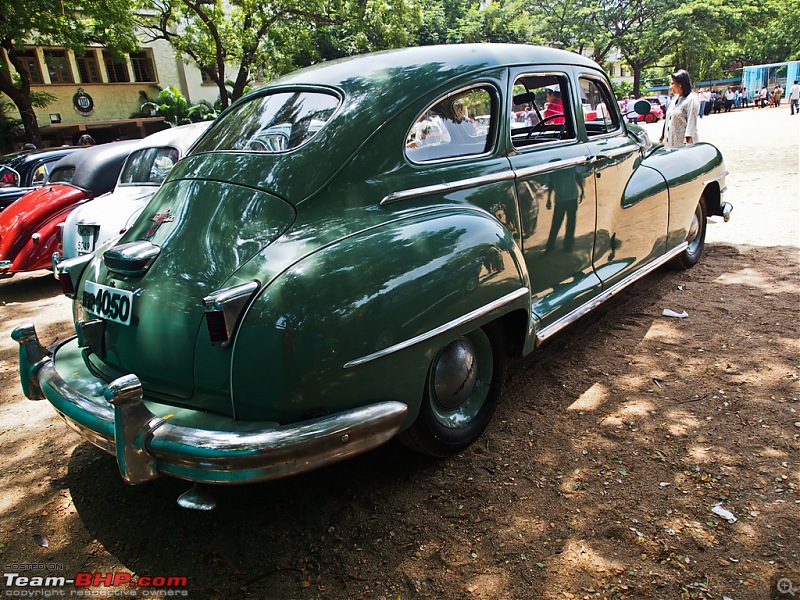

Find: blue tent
<box><xmin>743</xmin><ymin>61</ymin><xmax>800</xmax><ymax>94</ymax></box>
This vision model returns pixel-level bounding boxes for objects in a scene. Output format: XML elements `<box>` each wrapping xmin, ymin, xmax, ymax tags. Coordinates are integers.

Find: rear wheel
<box><xmin>671</xmin><ymin>198</ymin><xmax>707</xmax><ymax>269</ymax></box>
<box><xmin>398</xmin><ymin>323</ymin><xmax>506</xmax><ymax>457</ymax></box>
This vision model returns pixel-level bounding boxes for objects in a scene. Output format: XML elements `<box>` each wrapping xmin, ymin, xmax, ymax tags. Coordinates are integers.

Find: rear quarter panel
<box><xmin>230</xmin><ymin>209</ymin><xmax>528</xmax><ymax>425</ymax></box>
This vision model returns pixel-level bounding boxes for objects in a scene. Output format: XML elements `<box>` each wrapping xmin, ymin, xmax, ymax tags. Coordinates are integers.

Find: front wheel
<box><xmin>671</xmin><ymin>199</ymin><xmax>707</xmax><ymax>269</ymax></box>
<box><xmin>398</xmin><ymin>323</ymin><xmax>506</xmax><ymax>457</ymax></box>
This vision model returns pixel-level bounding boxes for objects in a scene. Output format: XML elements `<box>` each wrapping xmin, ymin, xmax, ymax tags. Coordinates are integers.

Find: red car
<box><xmin>0</xmin><ymin>141</ymin><xmax>137</xmax><ymax>279</ymax></box>
<box><xmin>618</xmin><ymin>98</ymin><xmax>663</xmax><ymax>123</ymax></box>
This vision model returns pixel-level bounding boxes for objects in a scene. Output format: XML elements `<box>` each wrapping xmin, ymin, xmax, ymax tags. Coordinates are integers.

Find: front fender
<box><xmin>231</xmin><ymin>209</ymin><xmax>529</xmax><ymax>424</ymax></box>
<box><xmin>641</xmin><ymin>142</ymin><xmax>727</xmax><ymax>249</ymax></box>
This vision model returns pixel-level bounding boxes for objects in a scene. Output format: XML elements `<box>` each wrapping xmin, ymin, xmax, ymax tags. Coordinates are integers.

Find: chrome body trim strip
<box><xmin>14</xmin><ymin>323</ymin><xmax>408</xmax><ymax>485</ymax></box>
<box><xmin>702</xmin><ymin>170</ymin><xmax>729</xmax><ymax>186</ymax></box>
<box><xmin>534</xmin><ymin>243</ymin><xmax>688</xmax><ymax>345</ymax></box>
<box><xmin>513</xmin><ymin>156</ymin><xmax>588</xmax><ymax>178</ymax></box>
<box><xmin>380</xmin><ymin>171</ymin><xmax>516</xmax><ymax>205</ymax></box>
<box><xmin>344</xmin><ymin>287</ymin><xmax>529</xmax><ymax>368</ymax></box>
<box><xmin>381</xmin><ymin>156</ymin><xmax>590</xmax><ymax>206</ymax></box>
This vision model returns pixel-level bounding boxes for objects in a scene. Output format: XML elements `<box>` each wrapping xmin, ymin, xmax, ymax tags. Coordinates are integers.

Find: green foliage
<box><xmin>140</xmin><ymin>86</ymin><xmax>214</xmax><ymax>126</ymax></box>
<box><xmin>0</xmin><ymin>101</ymin><xmax>24</xmax><ymax>151</ymax></box>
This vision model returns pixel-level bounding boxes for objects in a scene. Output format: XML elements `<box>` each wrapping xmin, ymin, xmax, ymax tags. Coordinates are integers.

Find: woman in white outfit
<box><xmin>661</xmin><ymin>70</ymin><xmax>700</xmax><ymax>147</ymax></box>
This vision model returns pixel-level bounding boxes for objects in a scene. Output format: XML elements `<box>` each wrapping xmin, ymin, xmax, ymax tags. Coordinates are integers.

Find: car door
<box><xmin>579</xmin><ymin>73</ymin><xmax>668</xmax><ymax>288</ymax></box>
<box><xmin>507</xmin><ymin>68</ymin><xmax>599</xmax><ymax>327</ymax></box>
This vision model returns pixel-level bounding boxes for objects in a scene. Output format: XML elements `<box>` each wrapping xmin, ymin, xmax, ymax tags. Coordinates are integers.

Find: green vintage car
<box><xmin>15</xmin><ymin>44</ymin><xmax>730</xmax><ymax>508</ymax></box>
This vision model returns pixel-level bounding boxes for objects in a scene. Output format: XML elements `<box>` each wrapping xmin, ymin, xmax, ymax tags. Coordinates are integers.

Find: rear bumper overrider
<box><xmin>13</xmin><ymin>323</ymin><xmax>408</xmax><ymax>485</ymax></box>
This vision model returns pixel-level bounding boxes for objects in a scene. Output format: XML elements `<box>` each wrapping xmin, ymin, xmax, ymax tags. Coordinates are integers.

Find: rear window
<box><xmin>192</xmin><ymin>91</ymin><xmax>339</xmax><ymax>154</ymax></box>
<box><xmin>119</xmin><ymin>147</ymin><xmax>181</xmax><ymax>186</ymax></box>
<box><xmin>48</xmin><ymin>166</ymin><xmax>75</xmax><ymax>184</ymax></box>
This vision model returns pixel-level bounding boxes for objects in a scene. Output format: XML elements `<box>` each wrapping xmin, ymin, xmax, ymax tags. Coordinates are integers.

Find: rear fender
<box><xmin>6</xmin><ymin>204</ymin><xmax>83</xmax><ymax>273</ymax></box>
<box><xmin>231</xmin><ymin>209</ymin><xmax>529</xmax><ymax>425</ymax></box>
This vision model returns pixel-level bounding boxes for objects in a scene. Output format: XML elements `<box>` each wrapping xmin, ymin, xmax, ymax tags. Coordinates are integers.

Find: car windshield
<box><xmin>0</xmin><ymin>165</ymin><xmax>20</xmax><ymax>188</ymax></box>
<box><xmin>119</xmin><ymin>147</ymin><xmax>181</xmax><ymax>186</ymax></box>
<box><xmin>192</xmin><ymin>91</ymin><xmax>339</xmax><ymax>154</ymax></box>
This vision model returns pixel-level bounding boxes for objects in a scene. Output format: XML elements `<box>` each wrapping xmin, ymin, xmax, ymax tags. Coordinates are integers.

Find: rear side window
<box><xmin>192</xmin><ymin>91</ymin><xmax>339</xmax><ymax>153</ymax></box>
<box><xmin>405</xmin><ymin>86</ymin><xmax>497</xmax><ymax>162</ymax></box>
<box><xmin>510</xmin><ymin>74</ymin><xmax>576</xmax><ymax>149</ymax></box>
<box><xmin>120</xmin><ymin>147</ymin><xmax>181</xmax><ymax>185</ymax></box>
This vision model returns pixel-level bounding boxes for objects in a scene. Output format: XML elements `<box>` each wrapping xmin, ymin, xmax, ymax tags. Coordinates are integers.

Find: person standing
<box><xmin>660</xmin><ymin>70</ymin><xmax>700</xmax><ymax>147</ymax></box>
<box><xmin>773</xmin><ymin>85</ymin><xmax>782</xmax><ymax>107</ymax></box>
<box><xmin>789</xmin><ymin>80</ymin><xmax>800</xmax><ymax>115</ymax></box>
<box><xmin>698</xmin><ymin>88</ymin><xmax>707</xmax><ymax>118</ymax></box>
<box><xmin>724</xmin><ymin>88</ymin><xmax>735</xmax><ymax>112</ymax></box>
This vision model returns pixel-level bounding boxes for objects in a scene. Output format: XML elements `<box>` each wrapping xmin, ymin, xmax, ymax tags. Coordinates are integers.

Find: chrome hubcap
<box><xmin>429</xmin><ymin>330</ymin><xmax>493</xmax><ymax>429</ymax></box>
<box><xmin>432</xmin><ymin>338</ymin><xmax>478</xmax><ymax>409</ymax></box>
<box><xmin>686</xmin><ymin>203</ymin><xmax>703</xmax><ymax>255</ymax></box>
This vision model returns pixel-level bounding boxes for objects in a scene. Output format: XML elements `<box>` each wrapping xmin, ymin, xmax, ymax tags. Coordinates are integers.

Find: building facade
<box><xmin>3</xmin><ymin>38</ymin><xmax>220</xmax><ymax>147</ymax></box>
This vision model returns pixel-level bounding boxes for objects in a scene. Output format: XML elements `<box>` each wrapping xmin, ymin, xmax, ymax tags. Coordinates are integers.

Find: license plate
<box><xmin>77</xmin><ymin>224</ymin><xmax>98</xmax><ymax>254</ymax></box>
<box><xmin>82</xmin><ymin>281</ymin><xmax>134</xmax><ymax>326</ymax></box>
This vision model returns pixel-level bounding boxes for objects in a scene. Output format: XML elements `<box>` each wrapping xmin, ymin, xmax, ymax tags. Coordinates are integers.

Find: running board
<box><xmin>535</xmin><ymin>242</ymin><xmax>688</xmax><ymax>346</ymax></box>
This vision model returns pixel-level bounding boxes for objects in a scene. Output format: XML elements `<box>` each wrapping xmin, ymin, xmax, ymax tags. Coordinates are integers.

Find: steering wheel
<box><xmin>526</xmin><ymin>114</ymin><xmax>566</xmax><ymax>140</ymax></box>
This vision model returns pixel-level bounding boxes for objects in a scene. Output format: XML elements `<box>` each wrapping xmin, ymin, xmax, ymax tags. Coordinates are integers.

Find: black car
<box><xmin>0</xmin><ymin>147</ymin><xmax>80</xmax><ymax>211</ymax></box>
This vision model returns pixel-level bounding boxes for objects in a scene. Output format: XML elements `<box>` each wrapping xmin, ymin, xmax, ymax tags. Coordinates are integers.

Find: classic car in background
<box><xmin>15</xmin><ymin>45</ymin><xmax>731</xmax><ymax>509</ymax></box>
<box><xmin>0</xmin><ymin>141</ymin><xmax>137</xmax><ymax>279</ymax></box>
<box><xmin>59</xmin><ymin>122</ymin><xmax>211</xmax><ymax>261</ymax></box>
<box><xmin>0</xmin><ymin>147</ymin><xmax>80</xmax><ymax>211</ymax></box>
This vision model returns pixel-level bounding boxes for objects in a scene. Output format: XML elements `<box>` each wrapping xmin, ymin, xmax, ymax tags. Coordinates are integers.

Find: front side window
<box><xmin>44</xmin><ymin>50</ymin><xmax>73</xmax><ymax>84</ymax></box>
<box><xmin>119</xmin><ymin>147</ymin><xmax>181</xmax><ymax>185</ymax></box>
<box><xmin>510</xmin><ymin>74</ymin><xmax>576</xmax><ymax>149</ymax></box>
<box><xmin>192</xmin><ymin>91</ymin><xmax>339</xmax><ymax>153</ymax></box>
<box><xmin>0</xmin><ymin>165</ymin><xmax>20</xmax><ymax>188</ymax></box>
<box><xmin>405</xmin><ymin>86</ymin><xmax>496</xmax><ymax>162</ymax></box>
<box><xmin>579</xmin><ymin>77</ymin><xmax>621</xmax><ymax>136</ymax></box>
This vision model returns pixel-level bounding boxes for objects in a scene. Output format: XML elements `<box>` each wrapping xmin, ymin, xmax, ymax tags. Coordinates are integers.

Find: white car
<box><xmin>60</xmin><ymin>122</ymin><xmax>210</xmax><ymax>260</ymax></box>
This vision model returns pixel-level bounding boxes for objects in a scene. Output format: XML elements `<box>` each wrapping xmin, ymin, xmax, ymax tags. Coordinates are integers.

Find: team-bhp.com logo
<box><xmin>3</xmin><ymin>571</ymin><xmax>188</xmax><ymax>597</ymax></box>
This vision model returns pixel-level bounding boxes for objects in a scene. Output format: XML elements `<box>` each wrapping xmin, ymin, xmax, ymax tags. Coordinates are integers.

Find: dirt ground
<box><xmin>0</xmin><ymin>104</ymin><xmax>798</xmax><ymax>600</ymax></box>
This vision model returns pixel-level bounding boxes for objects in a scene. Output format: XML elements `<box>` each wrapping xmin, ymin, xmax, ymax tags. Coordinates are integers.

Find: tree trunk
<box><xmin>0</xmin><ymin>44</ymin><xmax>41</xmax><ymax>146</ymax></box>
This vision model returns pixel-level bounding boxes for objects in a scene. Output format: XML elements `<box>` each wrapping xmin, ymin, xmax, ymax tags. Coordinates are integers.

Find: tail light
<box><xmin>202</xmin><ymin>281</ymin><xmax>260</xmax><ymax>348</ymax></box>
<box><xmin>55</xmin><ymin>254</ymin><xmax>93</xmax><ymax>298</ymax></box>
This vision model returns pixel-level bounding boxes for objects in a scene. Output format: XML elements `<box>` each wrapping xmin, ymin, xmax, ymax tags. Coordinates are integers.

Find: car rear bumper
<box><xmin>13</xmin><ymin>323</ymin><xmax>408</xmax><ymax>485</ymax></box>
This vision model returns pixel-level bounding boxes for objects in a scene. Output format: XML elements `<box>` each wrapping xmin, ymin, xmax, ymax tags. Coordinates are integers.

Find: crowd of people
<box><xmin>692</xmin><ymin>83</ymin><xmax>796</xmax><ymax>116</ymax></box>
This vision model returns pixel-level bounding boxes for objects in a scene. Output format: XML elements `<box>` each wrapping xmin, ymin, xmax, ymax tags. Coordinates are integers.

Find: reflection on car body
<box><xmin>15</xmin><ymin>44</ymin><xmax>731</xmax><ymax>508</ymax></box>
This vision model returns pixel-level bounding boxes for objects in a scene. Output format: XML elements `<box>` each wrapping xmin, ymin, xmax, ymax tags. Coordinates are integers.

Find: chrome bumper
<box><xmin>13</xmin><ymin>323</ymin><xmax>408</xmax><ymax>485</ymax></box>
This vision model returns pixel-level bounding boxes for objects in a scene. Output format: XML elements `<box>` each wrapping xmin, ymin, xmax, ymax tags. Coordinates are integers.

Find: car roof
<box><xmin>0</xmin><ymin>147</ymin><xmax>80</xmax><ymax>170</ymax></box>
<box><xmin>49</xmin><ymin>140</ymin><xmax>139</xmax><ymax>194</ymax></box>
<box><xmin>179</xmin><ymin>44</ymin><xmax>605</xmax><ymax>204</ymax></box>
<box><xmin>131</xmin><ymin>121</ymin><xmax>212</xmax><ymax>154</ymax></box>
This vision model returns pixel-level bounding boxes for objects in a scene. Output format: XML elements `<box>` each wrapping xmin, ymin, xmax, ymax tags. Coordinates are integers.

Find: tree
<box><xmin>591</xmin><ymin>0</ymin><xmax>680</xmax><ymax>97</ymax></box>
<box><xmin>136</xmin><ymin>0</ymin><xmax>420</xmax><ymax>109</ymax></box>
<box><xmin>0</xmin><ymin>0</ymin><xmax>138</xmax><ymax>145</ymax></box>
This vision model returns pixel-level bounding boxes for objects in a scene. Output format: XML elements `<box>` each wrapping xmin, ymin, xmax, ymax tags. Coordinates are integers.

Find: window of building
<box><xmin>103</xmin><ymin>50</ymin><xmax>130</xmax><ymax>83</ymax></box>
<box><xmin>14</xmin><ymin>50</ymin><xmax>44</xmax><ymax>84</ymax></box>
<box><xmin>44</xmin><ymin>50</ymin><xmax>74</xmax><ymax>84</ymax></box>
<box><xmin>76</xmin><ymin>51</ymin><xmax>101</xmax><ymax>83</ymax></box>
<box><xmin>130</xmin><ymin>50</ymin><xmax>155</xmax><ymax>83</ymax></box>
